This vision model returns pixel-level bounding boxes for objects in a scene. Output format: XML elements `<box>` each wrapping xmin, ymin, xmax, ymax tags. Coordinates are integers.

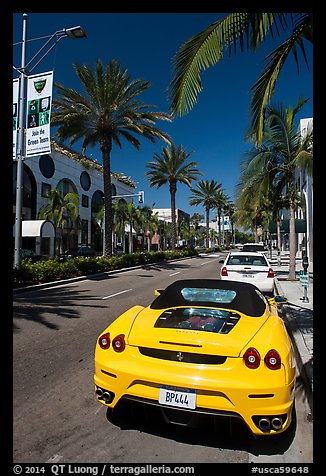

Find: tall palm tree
<box><xmin>51</xmin><ymin>58</ymin><xmax>172</xmax><ymax>258</ymax></box>
<box><xmin>168</xmin><ymin>13</ymin><xmax>312</xmax><ymax>144</ymax></box>
<box><xmin>214</xmin><ymin>189</ymin><xmax>230</xmax><ymax>246</ymax></box>
<box><xmin>145</xmin><ymin>143</ymin><xmax>202</xmax><ymax>250</ymax></box>
<box><xmin>240</xmin><ymin>97</ymin><xmax>313</xmax><ymax>278</ymax></box>
<box><xmin>189</xmin><ymin>179</ymin><xmax>223</xmax><ymax>248</ymax></box>
<box><xmin>38</xmin><ymin>189</ymin><xmax>79</xmax><ymax>254</ymax></box>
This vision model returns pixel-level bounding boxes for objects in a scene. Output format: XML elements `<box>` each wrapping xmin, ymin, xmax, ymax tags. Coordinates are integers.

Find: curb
<box><xmin>274</xmin><ymin>277</ymin><xmax>313</xmax><ymax>415</ymax></box>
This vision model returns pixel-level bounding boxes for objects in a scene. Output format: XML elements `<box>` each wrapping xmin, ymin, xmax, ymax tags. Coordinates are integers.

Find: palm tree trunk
<box><xmin>217</xmin><ymin>209</ymin><xmax>221</xmax><ymax>245</ymax></box>
<box><xmin>101</xmin><ymin>139</ymin><xmax>113</xmax><ymax>258</ymax></box>
<box><xmin>170</xmin><ymin>181</ymin><xmax>177</xmax><ymax>250</ymax></box>
<box><xmin>129</xmin><ymin>220</ymin><xmax>133</xmax><ymax>253</ymax></box>
<box><xmin>205</xmin><ymin>206</ymin><xmax>210</xmax><ymax>248</ymax></box>
<box><xmin>277</xmin><ymin>219</ymin><xmax>282</xmax><ymax>251</ymax></box>
<box><xmin>288</xmin><ymin>204</ymin><xmax>297</xmax><ymax>279</ymax></box>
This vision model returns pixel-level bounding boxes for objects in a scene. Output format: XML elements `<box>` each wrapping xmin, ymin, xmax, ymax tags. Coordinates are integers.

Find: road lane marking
<box><xmin>46</xmin><ymin>454</ymin><xmax>63</xmax><ymax>463</ymax></box>
<box><xmin>169</xmin><ymin>271</ymin><xmax>180</xmax><ymax>277</ymax></box>
<box><xmin>200</xmin><ymin>258</ymin><xmax>220</xmax><ymax>266</ymax></box>
<box><xmin>102</xmin><ymin>289</ymin><xmax>132</xmax><ymax>300</ymax></box>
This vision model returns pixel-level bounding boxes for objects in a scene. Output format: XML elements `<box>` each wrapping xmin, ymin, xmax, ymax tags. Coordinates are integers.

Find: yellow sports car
<box><xmin>94</xmin><ymin>279</ymin><xmax>296</xmax><ymax>436</ymax></box>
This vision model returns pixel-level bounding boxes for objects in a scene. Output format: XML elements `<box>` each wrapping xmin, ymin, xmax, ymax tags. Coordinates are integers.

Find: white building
<box><xmin>13</xmin><ymin>141</ymin><xmax>135</xmax><ymax>255</ymax></box>
<box><xmin>279</xmin><ymin>117</ymin><xmax>313</xmax><ymax>264</ymax></box>
<box><xmin>298</xmin><ymin>118</ymin><xmax>313</xmax><ymax>263</ymax></box>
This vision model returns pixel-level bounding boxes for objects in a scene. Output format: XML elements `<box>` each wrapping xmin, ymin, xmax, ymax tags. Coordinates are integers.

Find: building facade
<box><xmin>279</xmin><ymin>118</ymin><xmax>313</xmax><ymax>263</ymax></box>
<box><xmin>13</xmin><ymin>141</ymin><xmax>135</xmax><ymax>255</ymax></box>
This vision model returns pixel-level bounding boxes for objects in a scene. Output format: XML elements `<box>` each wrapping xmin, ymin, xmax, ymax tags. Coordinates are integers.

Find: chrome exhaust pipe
<box><xmin>95</xmin><ymin>387</ymin><xmax>104</xmax><ymax>398</ymax></box>
<box><xmin>271</xmin><ymin>417</ymin><xmax>283</xmax><ymax>430</ymax></box>
<box><xmin>102</xmin><ymin>391</ymin><xmax>113</xmax><ymax>404</ymax></box>
<box><xmin>258</xmin><ymin>417</ymin><xmax>271</xmax><ymax>431</ymax></box>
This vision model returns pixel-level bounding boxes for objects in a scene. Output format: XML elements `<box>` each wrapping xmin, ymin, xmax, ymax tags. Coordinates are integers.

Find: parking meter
<box><xmin>301</xmin><ymin>255</ymin><xmax>309</xmax><ymax>303</ymax></box>
<box><xmin>302</xmin><ymin>255</ymin><xmax>309</xmax><ymax>272</ymax></box>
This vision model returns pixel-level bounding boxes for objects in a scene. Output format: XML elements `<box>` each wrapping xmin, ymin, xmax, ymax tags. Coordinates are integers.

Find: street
<box><xmin>13</xmin><ymin>253</ymin><xmax>313</xmax><ymax>464</ymax></box>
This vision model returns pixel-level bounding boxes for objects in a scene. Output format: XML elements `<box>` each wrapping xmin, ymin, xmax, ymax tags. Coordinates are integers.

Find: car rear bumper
<box><xmin>94</xmin><ymin>346</ymin><xmax>295</xmax><ymax>435</ymax></box>
<box><xmin>220</xmin><ymin>275</ymin><xmax>274</xmax><ymax>293</ymax></box>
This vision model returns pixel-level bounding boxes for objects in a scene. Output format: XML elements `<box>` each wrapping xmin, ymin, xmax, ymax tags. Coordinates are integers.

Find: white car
<box><xmin>219</xmin><ymin>251</ymin><xmax>275</xmax><ymax>295</ymax></box>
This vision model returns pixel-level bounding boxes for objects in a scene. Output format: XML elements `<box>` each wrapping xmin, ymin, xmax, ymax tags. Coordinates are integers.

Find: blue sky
<box><xmin>13</xmin><ymin>12</ymin><xmax>313</xmax><ymax>218</ymax></box>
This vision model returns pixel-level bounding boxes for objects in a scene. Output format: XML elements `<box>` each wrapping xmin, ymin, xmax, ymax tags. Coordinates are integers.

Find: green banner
<box><xmin>268</xmin><ymin>219</ymin><xmax>306</xmax><ymax>234</ymax></box>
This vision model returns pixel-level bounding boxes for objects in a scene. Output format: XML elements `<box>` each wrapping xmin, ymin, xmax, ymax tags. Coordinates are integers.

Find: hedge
<box><xmin>13</xmin><ymin>249</ymin><xmax>198</xmax><ymax>287</ymax></box>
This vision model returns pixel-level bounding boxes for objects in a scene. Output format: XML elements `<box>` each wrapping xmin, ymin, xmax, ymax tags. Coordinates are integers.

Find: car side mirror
<box><xmin>219</xmin><ymin>259</ymin><xmax>224</xmax><ymax>263</ymax></box>
<box><xmin>154</xmin><ymin>289</ymin><xmax>164</xmax><ymax>296</ymax></box>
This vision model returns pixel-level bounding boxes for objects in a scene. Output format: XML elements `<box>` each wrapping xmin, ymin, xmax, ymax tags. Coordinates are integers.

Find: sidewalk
<box><xmin>270</xmin><ymin>253</ymin><xmax>313</xmax><ymax>414</ymax></box>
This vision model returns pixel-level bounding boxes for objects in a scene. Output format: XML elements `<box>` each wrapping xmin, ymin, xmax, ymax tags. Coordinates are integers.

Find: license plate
<box><xmin>242</xmin><ymin>273</ymin><xmax>254</xmax><ymax>278</ymax></box>
<box><xmin>159</xmin><ymin>386</ymin><xmax>196</xmax><ymax>409</ymax></box>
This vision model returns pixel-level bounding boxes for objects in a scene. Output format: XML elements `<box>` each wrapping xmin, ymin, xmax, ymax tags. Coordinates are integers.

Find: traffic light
<box><xmin>256</xmin><ymin>212</ymin><xmax>262</xmax><ymax>226</ymax></box>
<box><xmin>138</xmin><ymin>191</ymin><xmax>144</xmax><ymax>204</ymax></box>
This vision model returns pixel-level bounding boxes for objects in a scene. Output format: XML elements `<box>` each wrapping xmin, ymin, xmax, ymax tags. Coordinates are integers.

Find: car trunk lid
<box><xmin>127</xmin><ymin>307</ymin><xmax>269</xmax><ymax>357</ymax></box>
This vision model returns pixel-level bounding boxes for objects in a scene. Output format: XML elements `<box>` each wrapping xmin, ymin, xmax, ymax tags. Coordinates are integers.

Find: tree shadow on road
<box><xmin>13</xmin><ymin>286</ymin><xmax>107</xmax><ymax>331</ymax></box>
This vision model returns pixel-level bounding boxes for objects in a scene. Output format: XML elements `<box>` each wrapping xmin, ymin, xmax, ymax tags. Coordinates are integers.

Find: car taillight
<box><xmin>112</xmin><ymin>334</ymin><xmax>126</xmax><ymax>352</ymax></box>
<box><xmin>243</xmin><ymin>347</ymin><xmax>261</xmax><ymax>369</ymax></box>
<box><xmin>264</xmin><ymin>349</ymin><xmax>281</xmax><ymax>370</ymax></box>
<box><xmin>267</xmin><ymin>268</ymin><xmax>274</xmax><ymax>278</ymax></box>
<box><xmin>99</xmin><ymin>332</ymin><xmax>110</xmax><ymax>350</ymax></box>
<box><xmin>221</xmin><ymin>266</ymin><xmax>228</xmax><ymax>276</ymax></box>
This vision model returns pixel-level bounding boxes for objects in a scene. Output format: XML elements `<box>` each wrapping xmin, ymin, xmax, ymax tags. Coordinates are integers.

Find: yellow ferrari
<box><xmin>94</xmin><ymin>279</ymin><xmax>296</xmax><ymax>436</ymax></box>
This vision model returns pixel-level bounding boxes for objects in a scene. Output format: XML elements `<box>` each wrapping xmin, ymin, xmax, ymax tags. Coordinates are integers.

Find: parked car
<box><xmin>59</xmin><ymin>246</ymin><xmax>97</xmax><ymax>260</ymax></box>
<box><xmin>94</xmin><ymin>279</ymin><xmax>295</xmax><ymax>436</ymax></box>
<box><xmin>20</xmin><ymin>249</ymin><xmax>44</xmax><ymax>261</ymax></box>
<box><xmin>219</xmin><ymin>251</ymin><xmax>275</xmax><ymax>295</ymax></box>
<box><xmin>21</xmin><ymin>249</ymin><xmax>37</xmax><ymax>259</ymax></box>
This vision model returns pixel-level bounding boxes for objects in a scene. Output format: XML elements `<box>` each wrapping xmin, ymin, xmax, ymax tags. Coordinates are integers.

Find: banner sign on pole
<box><xmin>13</xmin><ymin>78</ymin><xmax>19</xmax><ymax>160</ymax></box>
<box><xmin>25</xmin><ymin>71</ymin><xmax>53</xmax><ymax>157</ymax></box>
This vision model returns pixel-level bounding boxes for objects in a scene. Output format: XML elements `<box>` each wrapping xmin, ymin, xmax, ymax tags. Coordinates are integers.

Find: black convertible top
<box><xmin>150</xmin><ymin>279</ymin><xmax>266</xmax><ymax>317</ymax></box>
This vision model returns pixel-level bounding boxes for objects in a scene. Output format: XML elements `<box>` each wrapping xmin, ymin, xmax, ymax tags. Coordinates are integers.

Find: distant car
<box><xmin>60</xmin><ymin>246</ymin><xmax>97</xmax><ymax>259</ymax></box>
<box><xmin>94</xmin><ymin>279</ymin><xmax>295</xmax><ymax>436</ymax></box>
<box><xmin>20</xmin><ymin>249</ymin><xmax>44</xmax><ymax>262</ymax></box>
<box><xmin>21</xmin><ymin>249</ymin><xmax>36</xmax><ymax>259</ymax></box>
<box><xmin>241</xmin><ymin>243</ymin><xmax>267</xmax><ymax>254</ymax></box>
<box><xmin>219</xmin><ymin>251</ymin><xmax>275</xmax><ymax>295</ymax></box>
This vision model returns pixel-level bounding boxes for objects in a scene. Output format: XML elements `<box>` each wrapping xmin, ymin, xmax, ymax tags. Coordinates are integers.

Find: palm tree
<box><xmin>51</xmin><ymin>58</ymin><xmax>172</xmax><ymax>258</ymax></box>
<box><xmin>124</xmin><ymin>201</ymin><xmax>143</xmax><ymax>253</ymax></box>
<box><xmin>189</xmin><ymin>179</ymin><xmax>223</xmax><ymax>248</ymax></box>
<box><xmin>214</xmin><ymin>189</ymin><xmax>230</xmax><ymax>246</ymax></box>
<box><xmin>239</xmin><ymin>97</ymin><xmax>313</xmax><ymax>278</ymax></box>
<box><xmin>38</xmin><ymin>189</ymin><xmax>79</xmax><ymax>254</ymax></box>
<box><xmin>190</xmin><ymin>213</ymin><xmax>204</xmax><ymax>247</ymax></box>
<box><xmin>168</xmin><ymin>13</ymin><xmax>312</xmax><ymax>144</ymax></box>
<box><xmin>112</xmin><ymin>200</ymin><xmax>128</xmax><ymax>253</ymax></box>
<box><xmin>145</xmin><ymin>143</ymin><xmax>202</xmax><ymax>250</ymax></box>
<box><xmin>140</xmin><ymin>205</ymin><xmax>160</xmax><ymax>252</ymax></box>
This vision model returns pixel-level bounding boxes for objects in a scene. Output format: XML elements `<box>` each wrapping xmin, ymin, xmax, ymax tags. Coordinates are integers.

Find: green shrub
<box><xmin>13</xmin><ymin>249</ymin><xmax>198</xmax><ymax>287</ymax></box>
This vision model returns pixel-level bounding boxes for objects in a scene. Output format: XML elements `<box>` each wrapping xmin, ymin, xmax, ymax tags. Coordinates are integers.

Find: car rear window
<box><xmin>154</xmin><ymin>307</ymin><xmax>241</xmax><ymax>334</ymax></box>
<box><xmin>227</xmin><ymin>255</ymin><xmax>268</xmax><ymax>266</ymax></box>
<box><xmin>181</xmin><ymin>287</ymin><xmax>236</xmax><ymax>303</ymax></box>
<box><xmin>241</xmin><ymin>244</ymin><xmax>266</xmax><ymax>252</ymax></box>
<box><xmin>150</xmin><ymin>279</ymin><xmax>266</xmax><ymax>317</ymax></box>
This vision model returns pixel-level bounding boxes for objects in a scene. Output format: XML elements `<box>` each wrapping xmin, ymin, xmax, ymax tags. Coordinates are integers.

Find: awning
<box><xmin>268</xmin><ymin>219</ymin><xmax>306</xmax><ymax>234</ymax></box>
<box><xmin>21</xmin><ymin>220</ymin><xmax>55</xmax><ymax>238</ymax></box>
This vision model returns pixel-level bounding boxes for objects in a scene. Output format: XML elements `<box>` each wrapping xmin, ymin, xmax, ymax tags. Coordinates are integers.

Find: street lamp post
<box><xmin>13</xmin><ymin>14</ymin><xmax>86</xmax><ymax>267</ymax></box>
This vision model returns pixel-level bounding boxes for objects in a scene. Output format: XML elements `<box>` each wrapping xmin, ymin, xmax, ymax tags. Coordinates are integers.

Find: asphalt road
<box><xmin>13</xmin><ymin>253</ymin><xmax>313</xmax><ymax>464</ymax></box>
